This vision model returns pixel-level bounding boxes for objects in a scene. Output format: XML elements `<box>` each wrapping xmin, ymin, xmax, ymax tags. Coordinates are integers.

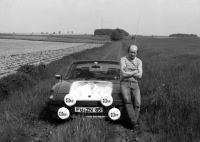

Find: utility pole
<box><xmin>134</xmin><ymin>15</ymin><xmax>141</xmax><ymax>45</ymax></box>
<box><xmin>101</xmin><ymin>18</ymin><xmax>103</xmax><ymax>44</ymax></box>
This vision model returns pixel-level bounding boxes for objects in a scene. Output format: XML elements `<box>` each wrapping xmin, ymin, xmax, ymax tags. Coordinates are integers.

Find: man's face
<box><xmin>128</xmin><ymin>46</ymin><xmax>138</xmax><ymax>60</ymax></box>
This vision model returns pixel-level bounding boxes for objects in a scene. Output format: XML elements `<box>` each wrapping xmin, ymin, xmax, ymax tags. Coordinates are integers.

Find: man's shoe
<box><xmin>130</xmin><ymin>124</ymin><xmax>139</xmax><ymax>132</ymax></box>
<box><xmin>130</xmin><ymin>138</ymin><xmax>140</xmax><ymax>142</ymax></box>
<box><xmin>133</xmin><ymin>124</ymin><xmax>138</xmax><ymax>129</ymax></box>
<box><xmin>130</xmin><ymin>120</ymin><xmax>138</xmax><ymax>128</ymax></box>
<box><xmin>134</xmin><ymin>138</ymin><xmax>139</xmax><ymax>142</ymax></box>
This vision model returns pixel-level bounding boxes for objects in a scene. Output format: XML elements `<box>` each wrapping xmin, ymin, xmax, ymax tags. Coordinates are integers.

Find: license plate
<box><xmin>75</xmin><ymin>107</ymin><xmax>103</xmax><ymax>113</ymax></box>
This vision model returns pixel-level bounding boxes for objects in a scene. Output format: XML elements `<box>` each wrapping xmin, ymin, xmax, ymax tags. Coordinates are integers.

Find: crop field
<box><xmin>0</xmin><ymin>37</ymin><xmax>200</xmax><ymax>142</ymax></box>
<box><xmin>0</xmin><ymin>34</ymin><xmax>110</xmax><ymax>44</ymax></box>
<box><xmin>0</xmin><ymin>39</ymin><xmax>102</xmax><ymax>78</ymax></box>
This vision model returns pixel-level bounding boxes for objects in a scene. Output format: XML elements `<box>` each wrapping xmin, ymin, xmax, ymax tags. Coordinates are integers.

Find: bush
<box><xmin>110</xmin><ymin>30</ymin><xmax>123</xmax><ymax>41</ymax></box>
<box><xmin>37</xmin><ymin>63</ymin><xmax>49</xmax><ymax>80</ymax></box>
<box><xmin>0</xmin><ymin>79</ymin><xmax>10</xmax><ymax>99</ymax></box>
<box><xmin>0</xmin><ymin>73</ymin><xmax>36</xmax><ymax>100</ymax></box>
<box><xmin>17</xmin><ymin>64</ymin><xmax>36</xmax><ymax>76</ymax></box>
<box><xmin>17</xmin><ymin>63</ymin><xmax>49</xmax><ymax>81</ymax></box>
<box><xmin>0</xmin><ymin>63</ymin><xmax>49</xmax><ymax>101</ymax></box>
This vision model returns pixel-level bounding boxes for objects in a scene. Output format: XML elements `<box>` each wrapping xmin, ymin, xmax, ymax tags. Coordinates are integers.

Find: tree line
<box><xmin>94</xmin><ymin>28</ymin><xmax>130</xmax><ymax>41</ymax></box>
<box><xmin>169</xmin><ymin>33</ymin><xmax>198</xmax><ymax>37</ymax></box>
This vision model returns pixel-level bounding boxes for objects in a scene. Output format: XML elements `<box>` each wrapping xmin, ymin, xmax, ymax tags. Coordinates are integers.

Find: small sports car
<box><xmin>47</xmin><ymin>60</ymin><xmax>128</xmax><ymax>120</ymax></box>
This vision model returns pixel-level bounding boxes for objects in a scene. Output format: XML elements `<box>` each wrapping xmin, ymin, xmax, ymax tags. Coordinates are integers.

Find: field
<box><xmin>0</xmin><ymin>34</ymin><xmax>110</xmax><ymax>44</ymax></box>
<box><xmin>0</xmin><ymin>39</ymin><xmax>102</xmax><ymax>78</ymax></box>
<box><xmin>130</xmin><ymin>37</ymin><xmax>200</xmax><ymax>141</ymax></box>
<box><xmin>0</xmin><ymin>36</ymin><xmax>200</xmax><ymax>142</ymax></box>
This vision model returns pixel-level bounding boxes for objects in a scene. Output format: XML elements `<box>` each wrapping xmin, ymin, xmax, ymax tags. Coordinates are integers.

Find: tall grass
<box><xmin>123</xmin><ymin>37</ymin><xmax>200</xmax><ymax>141</ymax></box>
<box><xmin>1</xmin><ymin>37</ymin><xmax>200</xmax><ymax>142</ymax></box>
<box><xmin>51</xmin><ymin>116</ymin><xmax>138</xmax><ymax>142</ymax></box>
<box><xmin>0</xmin><ymin>41</ymin><xmax>130</xmax><ymax>142</ymax></box>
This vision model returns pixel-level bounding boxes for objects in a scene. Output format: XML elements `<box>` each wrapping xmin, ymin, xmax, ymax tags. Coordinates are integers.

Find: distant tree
<box><xmin>94</xmin><ymin>28</ymin><xmax>129</xmax><ymax>37</ymax></box>
<box><xmin>68</xmin><ymin>31</ymin><xmax>69</xmax><ymax>34</ymax></box>
<box><xmin>132</xmin><ymin>35</ymin><xmax>135</xmax><ymax>39</ymax></box>
<box><xmin>110</xmin><ymin>30</ymin><xmax>123</xmax><ymax>41</ymax></box>
<box><xmin>53</xmin><ymin>32</ymin><xmax>55</xmax><ymax>34</ymax></box>
<box><xmin>71</xmin><ymin>31</ymin><xmax>73</xmax><ymax>34</ymax></box>
<box><xmin>59</xmin><ymin>31</ymin><xmax>61</xmax><ymax>34</ymax></box>
<box><xmin>109</xmin><ymin>28</ymin><xmax>130</xmax><ymax>41</ymax></box>
<box><xmin>94</xmin><ymin>29</ymin><xmax>113</xmax><ymax>36</ymax></box>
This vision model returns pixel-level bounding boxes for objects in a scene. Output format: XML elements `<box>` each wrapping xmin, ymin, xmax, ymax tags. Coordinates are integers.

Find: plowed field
<box><xmin>0</xmin><ymin>39</ymin><xmax>102</xmax><ymax>78</ymax></box>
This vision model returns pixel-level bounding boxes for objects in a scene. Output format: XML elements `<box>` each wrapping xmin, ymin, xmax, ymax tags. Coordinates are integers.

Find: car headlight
<box><xmin>49</xmin><ymin>90</ymin><xmax>54</xmax><ymax>99</ymax></box>
<box><xmin>58</xmin><ymin>107</ymin><xmax>70</xmax><ymax>119</ymax></box>
<box><xmin>64</xmin><ymin>94</ymin><xmax>77</xmax><ymax>106</ymax></box>
<box><xmin>100</xmin><ymin>95</ymin><xmax>113</xmax><ymax>107</ymax></box>
<box><xmin>108</xmin><ymin>108</ymin><xmax>121</xmax><ymax>120</ymax></box>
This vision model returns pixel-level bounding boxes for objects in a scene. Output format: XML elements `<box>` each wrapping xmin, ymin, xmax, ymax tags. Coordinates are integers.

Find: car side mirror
<box><xmin>55</xmin><ymin>74</ymin><xmax>62</xmax><ymax>80</ymax></box>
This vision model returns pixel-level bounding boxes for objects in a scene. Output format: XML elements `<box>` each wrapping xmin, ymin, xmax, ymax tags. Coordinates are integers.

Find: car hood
<box><xmin>56</xmin><ymin>80</ymin><xmax>120</xmax><ymax>101</ymax></box>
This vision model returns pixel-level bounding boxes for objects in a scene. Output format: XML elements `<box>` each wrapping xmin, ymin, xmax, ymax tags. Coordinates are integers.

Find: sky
<box><xmin>0</xmin><ymin>0</ymin><xmax>200</xmax><ymax>36</ymax></box>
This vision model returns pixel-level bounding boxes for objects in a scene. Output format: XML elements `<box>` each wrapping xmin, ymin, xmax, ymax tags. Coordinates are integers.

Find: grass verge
<box><xmin>1</xmin><ymin>37</ymin><xmax>200</xmax><ymax>141</ymax></box>
<box><xmin>0</xmin><ymin>41</ymin><xmax>131</xmax><ymax>142</ymax></box>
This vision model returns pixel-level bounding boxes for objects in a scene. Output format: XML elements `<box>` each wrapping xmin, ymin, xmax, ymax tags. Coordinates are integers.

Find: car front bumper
<box><xmin>47</xmin><ymin>99</ymin><xmax>128</xmax><ymax>120</ymax></box>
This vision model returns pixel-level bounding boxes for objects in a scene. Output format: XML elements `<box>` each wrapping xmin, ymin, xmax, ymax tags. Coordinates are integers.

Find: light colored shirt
<box><xmin>120</xmin><ymin>56</ymin><xmax>142</xmax><ymax>82</ymax></box>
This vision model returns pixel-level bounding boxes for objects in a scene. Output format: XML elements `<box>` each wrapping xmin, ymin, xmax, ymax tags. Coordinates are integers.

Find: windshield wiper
<box><xmin>84</xmin><ymin>77</ymin><xmax>96</xmax><ymax>80</ymax></box>
<box><xmin>96</xmin><ymin>77</ymin><xmax>107</xmax><ymax>80</ymax></box>
<box><xmin>96</xmin><ymin>75</ymin><xmax>119</xmax><ymax>80</ymax></box>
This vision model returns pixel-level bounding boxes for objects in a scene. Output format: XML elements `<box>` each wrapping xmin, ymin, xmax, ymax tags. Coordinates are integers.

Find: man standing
<box><xmin>120</xmin><ymin>45</ymin><xmax>143</xmax><ymax>129</ymax></box>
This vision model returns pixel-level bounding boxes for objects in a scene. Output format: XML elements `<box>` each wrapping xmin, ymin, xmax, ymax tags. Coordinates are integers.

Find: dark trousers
<box><xmin>120</xmin><ymin>81</ymin><xmax>141</xmax><ymax>123</ymax></box>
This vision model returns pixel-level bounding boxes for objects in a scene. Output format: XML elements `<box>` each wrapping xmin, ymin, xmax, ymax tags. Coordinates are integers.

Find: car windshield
<box><xmin>66</xmin><ymin>61</ymin><xmax>120</xmax><ymax>80</ymax></box>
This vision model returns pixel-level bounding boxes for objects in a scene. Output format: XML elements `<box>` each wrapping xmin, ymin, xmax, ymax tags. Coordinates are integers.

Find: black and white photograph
<box><xmin>0</xmin><ymin>0</ymin><xmax>200</xmax><ymax>142</ymax></box>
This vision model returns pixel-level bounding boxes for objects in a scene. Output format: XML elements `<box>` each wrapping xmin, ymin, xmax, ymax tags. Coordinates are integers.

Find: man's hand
<box><xmin>123</xmin><ymin>67</ymin><xmax>138</xmax><ymax>73</ymax></box>
<box><xmin>132</xmin><ymin>70</ymin><xmax>139</xmax><ymax>75</ymax></box>
<box><xmin>123</xmin><ymin>67</ymin><xmax>128</xmax><ymax>72</ymax></box>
